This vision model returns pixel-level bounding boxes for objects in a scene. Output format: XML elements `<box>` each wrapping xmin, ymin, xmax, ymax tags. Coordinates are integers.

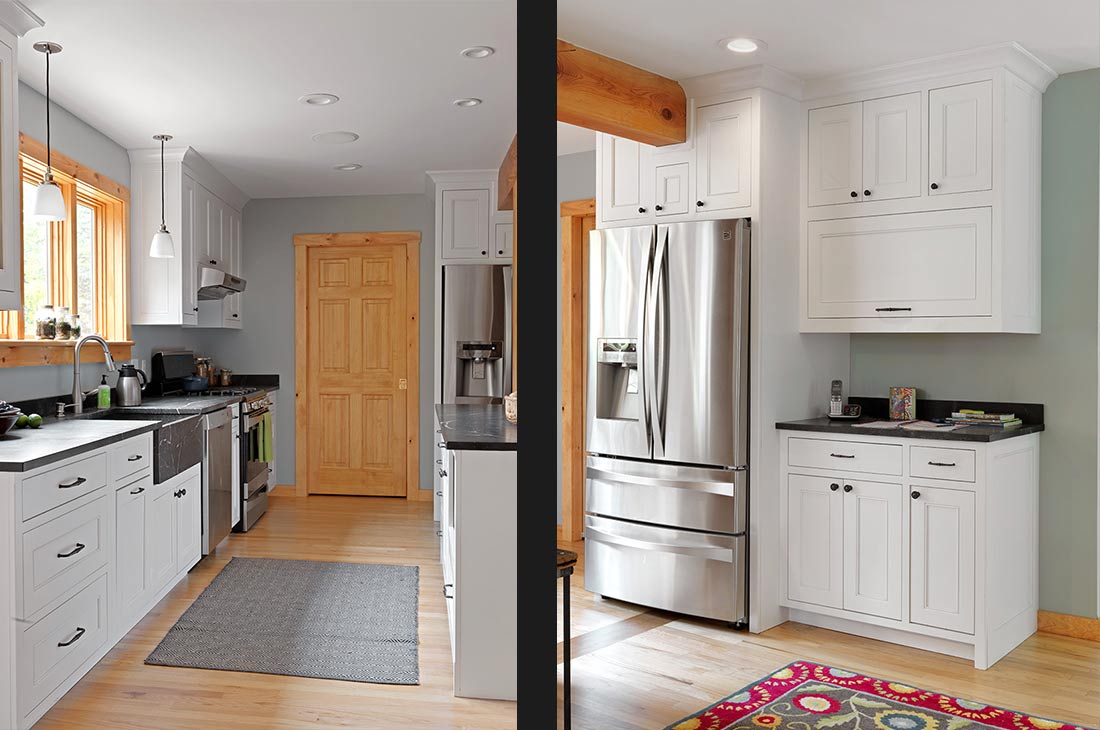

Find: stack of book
<box><xmin>946</xmin><ymin>409</ymin><xmax>1023</xmax><ymax>428</ymax></box>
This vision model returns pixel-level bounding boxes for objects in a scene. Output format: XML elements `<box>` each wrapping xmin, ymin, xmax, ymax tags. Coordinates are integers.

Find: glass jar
<box><xmin>56</xmin><ymin>306</ymin><xmax>73</xmax><ymax>340</ymax></box>
<box><xmin>35</xmin><ymin>304</ymin><xmax>56</xmax><ymax>340</ymax></box>
<box><xmin>70</xmin><ymin>314</ymin><xmax>82</xmax><ymax>340</ymax></box>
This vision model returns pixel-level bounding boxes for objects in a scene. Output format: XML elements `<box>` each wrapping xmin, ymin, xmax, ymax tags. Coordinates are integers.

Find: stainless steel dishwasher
<box><xmin>202</xmin><ymin>406</ymin><xmax>234</xmax><ymax>554</ymax></box>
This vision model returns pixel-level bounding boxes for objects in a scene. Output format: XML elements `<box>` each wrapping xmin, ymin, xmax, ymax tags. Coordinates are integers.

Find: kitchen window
<box><xmin>0</xmin><ymin>134</ymin><xmax>131</xmax><ymax>364</ymax></box>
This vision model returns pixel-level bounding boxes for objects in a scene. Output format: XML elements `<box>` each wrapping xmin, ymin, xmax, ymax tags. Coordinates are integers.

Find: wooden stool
<box><xmin>557</xmin><ymin>548</ymin><xmax>578</xmax><ymax>730</ymax></box>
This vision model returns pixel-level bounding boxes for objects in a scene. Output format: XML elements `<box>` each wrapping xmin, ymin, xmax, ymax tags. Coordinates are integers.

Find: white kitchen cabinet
<box><xmin>807</xmin><ymin>102</ymin><xmax>863</xmax><ymax>206</ymax></box>
<box><xmin>223</xmin><ymin>207</ymin><xmax>242</xmax><ymax>327</ymax></box>
<box><xmin>910</xmin><ymin>485</ymin><xmax>975</xmax><ymax>634</ymax></box>
<box><xmin>493</xmin><ymin>210</ymin><xmax>513</xmax><ymax>261</ymax></box>
<box><xmin>441</xmin><ymin>189</ymin><xmax>491</xmax><ymax>260</ymax></box>
<box><xmin>174</xmin><ymin>469</ymin><xmax>202</xmax><ymax>572</ymax></box>
<box><xmin>694</xmin><ymin>98</ymin><xmax>752</xmax><ymax>212</ymax></box>
<box><xmin>928</xmin><ymin>80</ymin><xmax>993</xmax><ymax>196</ymax></box>
<box><xmin>114</xmin><ymin>475</ymin><xmax>149</xmax><ymax>631</ymax></box>
<box><xmin>598</xmin><ymin>135</ymin><xmax>651</xmax><ymax>224</ymax></box>
<box><xmin>144</xmin><ymin>478</ymin><xmax>176</xmax><ymax>595</ymax></box>
<box><xmin>862</xmin><ymin>92</ymin><xmax>922</xmax><ymax>202</ymax></box>
<box><xmin>654</xmin><ymin>162</ymin><xmax>691</xmax><ymax>217</ymax></box>
<box><xmin>779</xmin><ymin>428</ymin><xmax>1039</xmax><ymax>669</ymax></box>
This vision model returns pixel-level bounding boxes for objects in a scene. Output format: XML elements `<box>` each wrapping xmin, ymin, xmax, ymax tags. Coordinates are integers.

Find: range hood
<box><xmin>197</xmin><ymin>265</ymin><xmax>246</xmax><ymax>300</ymax></box>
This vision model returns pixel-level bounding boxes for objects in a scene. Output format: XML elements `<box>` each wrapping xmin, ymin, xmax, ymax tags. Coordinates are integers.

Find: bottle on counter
<box><xmin>35</xmin><ymin>304</ymin><xmax>56</xmax><ymax>340</ymax></box>
<box><xmin>97</xmin><ymin>374</ymin><xmax>111</xmax><ymax>408</ymax></box>
<box><xmin>57</xmin><ymin>306</ymin><xmax>73</xmax><ymax>340</ymax></box>
<box><xmin>70</xmin><ymin>314</ymin><xmax>82</xmax><ymax>339</ymax></box>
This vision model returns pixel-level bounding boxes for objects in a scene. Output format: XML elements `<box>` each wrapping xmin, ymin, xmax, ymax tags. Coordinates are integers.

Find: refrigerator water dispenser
<box><xmin>595</xmin><ymin>339</ymin><xmax>639</xmax><ymax>421</ymax></box>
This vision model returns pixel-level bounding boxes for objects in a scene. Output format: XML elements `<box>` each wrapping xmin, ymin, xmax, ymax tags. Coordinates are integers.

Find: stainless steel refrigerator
<box><xmin>584</xmin><ymin>218</ymin><xmax>749</xmax><ymax>626</ymax></box>
<box><xmin>442</xmin><ymin>264</ymin><xmax>512</xmax><ymax>404</ymax></box>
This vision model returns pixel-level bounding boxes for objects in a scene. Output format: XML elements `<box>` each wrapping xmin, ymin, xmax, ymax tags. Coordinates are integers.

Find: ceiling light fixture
<box><xmin>32</xmin><ymin>41</ymin><xmax>66</xmax><ymax>221</ymax></box>
<box><xmin>722</xmin><ymin>37</ymin><xmax>766</xmax><ymax>54</ymax></box>
<box><xmin>298</xmin><ymin>93</ymin><xmax>340</xmax><ymax>106</ymax></box>
<box><xmin>334</xmin><ymin>163</ymin><xmax>362</xmax><ymax>171</ymax></box>
<box><xmin>453</xmin><ymin>98</ymin><xmax>482</xmax><ymax>107</ymax></box>
<box><xmin>149</xmin><ymin>134</ymin><xmax>175</xmax><ymax>259</ymax></box>
<box><xmin>460</xmin><ymin>46</ymin><xmax>495</xmax><ymax>59</ymax></box>
<box><xmin>311</xmin><ymin>131</ymin><xmax>360</xmax><ymax>144</ymax></box>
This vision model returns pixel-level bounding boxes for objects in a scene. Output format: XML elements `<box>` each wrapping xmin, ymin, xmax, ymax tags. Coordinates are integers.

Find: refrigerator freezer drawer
<box><xmin>583</xmin><ymin>514</ymin><xmax>745</xmax><ymax>623</ymax></box>
<box><xmin>585</xmin><ymin>455</ymin><xmax>745</xmax><ymax>534</ymax></box>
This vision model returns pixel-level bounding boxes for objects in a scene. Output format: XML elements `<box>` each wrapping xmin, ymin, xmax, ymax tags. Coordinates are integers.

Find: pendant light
<box><xmin>32</xmin><ymin>41</ymin><xmax>66</xmax><ymax>221</ymax></box>
<box><xmin>148</xmin><ymin>134</ymin><xmax>175</xmax><ymax>258</ymax></box>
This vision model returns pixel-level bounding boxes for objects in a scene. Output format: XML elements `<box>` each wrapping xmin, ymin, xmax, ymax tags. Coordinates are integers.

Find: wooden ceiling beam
<box><xmin>557</xmin><ymin>39</ymin><xmax>687</xmax><ymax>147</ymax></box>
<box><xmin>498</xmin><ymin>134</ymin><xmax>517</xmax><ymax>211</ymax></box>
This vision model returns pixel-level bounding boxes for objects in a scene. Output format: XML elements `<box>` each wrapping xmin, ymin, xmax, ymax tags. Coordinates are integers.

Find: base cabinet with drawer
<box><xmin>778</xmin><ymin>428</ymin><xmax>1039</xmax><ymax>669</ymax></box>
<box><xmin>0</xmin><ymin>432</ymin><xmax>204</xmax><ymax>729</ymax></box>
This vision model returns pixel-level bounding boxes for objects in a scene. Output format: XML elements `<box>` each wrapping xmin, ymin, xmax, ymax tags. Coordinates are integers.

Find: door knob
<box><xmin>696</xmin><ymin>200</ymin><xmax>704</xmax><ymax>207</ymax></box>
<box><xmin>829</xmin><ymin>483</ymin><xmax>839</xmax><ymax>491</ymax></box>
<box><xmin>863</xmin><ymin>189</ymin><xmax>871</xmax><ymax>196</ymax></box>
<box><xmin>850</xmin><ymin>191</ymin><xmax>858</xmax><ymax>198</ymax></box>
<box><xmin>638</xmin><ymin>207</ymin><xmax>647</xmax><ymax>214</ymax></box>
<box><xmin>843</xmin><ymin>484</ymin><xmax>853</xmax><ymax>492</ymax></box>
<box><xmin>655</xmin><ymin>205</ymin><xmax>663</xmax><ymax>211</ymax></box>
<box><xmin>911</xmin><ymin>490</ymin><xmax>921</xmax><ymax>499</ymax></box>
<box><xmin>930</xmin><ymin>182</ymin><xmax>939</xmax><ymax>190</ymax></box>
<box><xmin>498</xmin><ymin>249</ymin><xmax>504</xmax><ymax>255</ymax></box>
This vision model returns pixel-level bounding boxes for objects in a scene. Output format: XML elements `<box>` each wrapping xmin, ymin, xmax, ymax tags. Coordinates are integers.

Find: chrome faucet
<box><xmin>61</xmin><ymin>335</ymin><xmax>116</xmax><ymax>415</ymax></box>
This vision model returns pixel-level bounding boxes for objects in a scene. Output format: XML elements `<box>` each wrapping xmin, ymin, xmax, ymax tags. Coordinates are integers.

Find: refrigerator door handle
<box><xmin>638</xmin><ymin>235</ymin><xmax>656</xmax><ymax>451</ymax></box>
<box><xmin>648</xmin><ymin>226</ymin><xmax>669</xmax><ymax>456</ymax></box>
<box><xmin>585</xmin><ymin>520</ymin><xmax>739</xmax><ymax>561</ymax></box>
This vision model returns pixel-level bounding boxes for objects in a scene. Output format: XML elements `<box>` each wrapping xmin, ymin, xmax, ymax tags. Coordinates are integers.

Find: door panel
<box><xmin>175</xmin><ymin>471</ymin><xmax>201</xmax><ymax>571</ymax></box>
<box><xmin>656</xmin><ymin>220</ymin><xmax>748</xmax><ymax>468</ymax></box>
<box><xmin>786</xmin><ymin>474</ymin><xmax>843</xmax><ymax>608</ymax></box>
<box><xmin>695</xmin><ymin>99</ymin><xmax>752</xmax><ymax>211</ymax></box>
<box><xmin>929</xmin><ymin>81</ymin><xmax>993</xmax><ymax>195</ymax></box>
<box><xmin>842</xmin><ymin>478</ymin><xmax>903</xmax><ymax>619</ymax></box>
<box><xmin>442</xmin><ymin>189</ymin><xmax>489</xmax><ymax>260</ymax></box>
<box><xmin>599</xmin><ymin>135</ymin><xmax>651</xmax><ymax>223</ymax></box>
<box><xmin>654</xmin><ymin>163</ymin><xmax>690</xmax><ymax>217</ymax></box>
<box><xmin>862</xmin><ymin>93</ymin><xmax>922</xmax><ymax>202</ymax></box>
<box><xmin>808</xmin><ymin>102</ymin><xmax>862</xmax><ymax>206</ymax></box>
<box><xmin>307</xmin><ymin>244</ymin><xmax>409</xmax><ymax>495</ymax></box>
<box><xmin>144</xmin><ymin>480</ymin><xmax>175</xmax><ymax>595</ymax></box>
<box><xmin>911</xmin><ymin>485</ymin><xmax>975</xmax><ymax>634</ymax></box>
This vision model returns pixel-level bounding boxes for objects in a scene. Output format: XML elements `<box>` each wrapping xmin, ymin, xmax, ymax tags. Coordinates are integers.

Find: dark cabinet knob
<box><xmin>193</xmin><ymin>307</ymin><xmax>199</xmax><ymax>311</ymax></box>
<box><xmin>850</xmin><ymin>191</ymin><xmax>858</xmax><ymax>198</ymax></box>
<box><xmin>829</xmin><ymin>483</ymin><xmax>839</xmax><ymax>492</ymax></box>
<box><xmin>843</xmin><ymin>484</ymin><xmax>853</xmax><ymax>492</ymax></box>
<box><xmin>696</xmin><ymin>200</ymin><xmax>704</xmax><ymax>207</ymax></box>
<box><xmin>209</xmin><ymin>259</ymin><xmax>216</xmax><ymax>264</ymax></box>
<box><xmin>930</xmin><ymin>183</ymin><xmax>939</xmax><ymax>190</ymax></box>
<box><xmin>233</xmin><ymin>314</ymin><xmax>239</xmax><ymax>318</ymax></box>
<box><xmin>911</xmin><ymin>490</ymin><xmax>921</xmax><ymax>499</ymax></box>
<box><xmin>638</xmin><ymin>207</ymin><xmax>647</xmax><ymax>214</ymax></box>
<box><xmin>654</xmin><ymin>204</ymin><xmax>663</xmax><ymax>211</ymax></box>
<box><xmin>497</xmin><ymin>250</ymin><xmax>504</xmax><ymax>255</ymax></box>
<box><xmin>863</xmin><ymin>189</ymin><xmax>871</xmax><ymax>196</ymax></box>
<box><xmin>481</xmin><ymin>250</ymin><xmax>487</xmax><ymax>255</ymax></box>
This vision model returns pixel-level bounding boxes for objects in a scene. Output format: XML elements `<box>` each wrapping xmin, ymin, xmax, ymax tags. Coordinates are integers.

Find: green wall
<box><xmin>850</xmin><ymin>69</ymin><xmax>1100</xmax><ymax>618</ymax></box>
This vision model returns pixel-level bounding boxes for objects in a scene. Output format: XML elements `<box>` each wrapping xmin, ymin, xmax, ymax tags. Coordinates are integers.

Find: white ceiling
<box><xmin>19</xmin><ymin>0</ymin><xmax>517</xmax><ymax>199</ymax></box>
<box><xmin>557</xmin><ymin>0</ymin><xmax>1099</xmax><ymax>82</ymax></box>
<box><xmin>556</xmin><ymin>121</ymin><xmax>595</xmax><ymax>156</ymax></box>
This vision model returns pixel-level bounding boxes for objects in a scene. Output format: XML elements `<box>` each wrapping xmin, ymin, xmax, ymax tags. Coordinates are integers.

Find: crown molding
<box><xmin>128</xmin><ymin>145</ymin><xmax>249</xmax><ymax>211</ymax></box>
<box><xmin>681</xmin><ymin>64</ymin><xmax>804</xmax><ymax>102</ymax></box>
<box><xmin>803</xmin><ymin>42</ymin><xmax>1058</xmax><ymax>100</ymax></box>
<box><xmin>0</xmin><ymin>1</ymin><xmax>42</xmax><ymax>37</ymax></box>
<box><xmin>425</xmin><ymin>169</ymin><xmax>498</xmax><ymax>185</ymax></box>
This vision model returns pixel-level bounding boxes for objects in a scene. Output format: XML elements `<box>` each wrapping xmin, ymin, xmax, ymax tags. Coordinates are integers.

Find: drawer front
<box><xmin>910</xmin><ymin>445</ymin><xmax>976</xmax><ymax>483</ymax></box>
<box><xmin>18</xmin><ymin>573</ymin><xmax>108</xmax><ymax>719</ymax></box>
<box><xmin>21</xmin><ymin>452</ymin><xmax>109</xmax><ymax>521</ymax></box>
<box><xmin>788</xmin><ymin>437</ymin><xmax>903</xmax><ymax>476</ymax></box>
<box><xmin>22</xmin><ymin>495</ymin><xmax>110</xmax><ymax>618</ymax></box>
<box><xmin>111</xmin><ymin>433</ymin><xmax>153</xmax><ymax>484</ymax></box>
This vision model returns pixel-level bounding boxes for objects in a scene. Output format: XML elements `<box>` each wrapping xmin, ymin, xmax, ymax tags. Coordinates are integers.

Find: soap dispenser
<box><xmin>97</xmin><ymin>374</ymin><xmax>111</xmax><ymax>409</ymax></box>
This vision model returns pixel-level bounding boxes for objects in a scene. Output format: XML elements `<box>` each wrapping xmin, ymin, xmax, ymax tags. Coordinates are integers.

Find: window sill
<box><xmin>0</xmin><ymin>339</ymin><xmax>133</xmax><ymax>368</ymax></box>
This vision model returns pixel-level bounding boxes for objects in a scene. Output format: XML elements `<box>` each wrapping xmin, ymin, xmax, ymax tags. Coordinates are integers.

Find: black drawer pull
<box><xmin>911</xmin><ymin>491</ymin><xmax>921</xmax><ymax>499</ymax></box>
<box><xmin>438</xmin><ymin>469</ymin><xmax>447</xmax><ymax>478</ymax></box>
<box><xmin>843</xmin><ymin>484</ymin><xmax>853</xmax><ymax>492</ymax></box>
<box><xmin>436</xmin><ymin>529</ymin><xmax>442</xmax><ymax>537</ymax></box>
<box><xmin>130</xmin><ymin>487</ymin><xmax>145</xmax><ymax>495</ymax></box>
<box><xmin>127</xmin><ymin>454</ymin><xmax>143</xmax><ymax>462</ymax></box>
<box><xmin>927</xmin><ymin>461</ymin><xmax>957</xmax><ymax>467</ymax></box>
<box><xmin>443</xmin><ymin>583</ymin><xmax>454</xmax><ymax>599</ymax></box>
<box><xmin>57</xmin><ymin>543</ymin><xmax>86</xmax><ymax>558</ymax></box>
<box><xmin>436</xmin><ymin>490</ymin><xmax>443</xmax><ymax>497</ymax></box>
<box><xmin>58</xmin><ymin>477</ymin><xmax>87</xmax><ymax>489</ymax></box>
<box><xmin>829</xmin><ymin>453</ymin><xmax>855</xmax><ymax>459</ymax></box>
<box><xmin>58</xmin><ymin>627</ymin><xmax>85</xmax><ymax>647</ymax></box>
<box><xmin>829</xmin><ymin>483</ymin><xmax>839</xmax><ymax>491</ymax></box>
<box><xmin>875</xmin><ymin>307</ymin><xmax>912</xmax><ymax>312</ymax></box>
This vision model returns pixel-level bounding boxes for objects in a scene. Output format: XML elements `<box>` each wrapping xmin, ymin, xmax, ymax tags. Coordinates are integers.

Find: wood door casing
<box><xmin>294</xmin><ymin>232</ymin><xmax>420</xmax><ymax>498</ymax></box>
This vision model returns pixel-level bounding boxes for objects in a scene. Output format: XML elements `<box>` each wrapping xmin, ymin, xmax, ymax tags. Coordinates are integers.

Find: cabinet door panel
<box><xmin>929</xmin><ymin>81</ymin><xmax>992</xmax><ymax>195</ymax></box>
<box><xmin>695</xmin><ymin>99</ymin><xmax>752</xmax><ymax>211</ymax></box>
<box><xmin>842</xmin><ymin>479</ymin><xmax>903</xmax><ymax>619</ymax></box>
<box><xmin>441</xmin><ymin>189</ymin><xmax>490</xmax><ymax>260</ymax></box>
<box><xmin>806</xmin><ymin>207</ymin><xmax>992</xmax><ymax>319</ymax></box>
<box><xmin>175</xmin><ymin>471</ymin><xmax>202</xmax><ymax>572</ymax></box>
<box><xmin>180</xmin><ymin>175</ymin><xmax>199</xmax><ymax>324</ymax></box>
<box><xmin>599</xmin><ymin>134</ymin><xmax>651</xmax><ymax>223</ymax></box>
<box><xmin>654</xmin><ymin>163</ymin><xmax>690</xmax><ymax>217</ymax></box>
<box><xmin>144</xmin><ymin>481</ymin><xmax>175</xmax><ymax>594</ymax></box>
<box><xmin>115</xmin><ymin>482</ymin><xmax>147</xmax><ymax>626</ymax></box>
<box><xmin>911</xmin><ymin>486</ymin><xmax>975</xmax><ymax>634</ymax></box>
<box><xmin>786</xmin><ymin>474</ymin><xmax>843</xmax><ymax>608</ymax></box>
<box><xmin>808</xmin><ymin>102</ymin><xmax>862</xmax><ymax>206</ymax></box>
<box><xmin>863</xmin><ymin>93</ymin><xmax>922</xmax><ymax>202</ymax></box>
<box><xmin>494</xmin><ymin>221</ymin><xmax>513</xmax><ymax>260</ymax></box>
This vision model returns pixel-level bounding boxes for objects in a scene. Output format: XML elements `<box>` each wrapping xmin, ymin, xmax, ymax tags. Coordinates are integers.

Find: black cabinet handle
<box><xmin>130</xmin><ymin>487</ymin><xmax>145</xmax><ymax>495</ymax></box>
<box><xmin>850</xmin><ymin>191</ymin><xmax>858</xmax><ymax>198</ymax></box>
<box><xmin>654</xmin><ymin>205</ymin><xmax>663</xmax><ymax>211</ymax></box>
<box><xmin>436</xmin><ymin>490</ymin><xmax>443</xmax><ymax>497</ymax></box>
<box><xmin>57</xmin><ymin>543</ymin><xmax>86</xmax><ymax>558</ymax></box>
<box><xmin>930</xmin><ymin>182</ymin><xmax>939</xmax><ymax>190</ymax></box>
<box><xmin>829</xmin><ymin>453</ymin><xmax>855</xmax><ymax>459</ymax></box>
<box><xmin>696</xmin><ymin>200</ymin><xmax>704</xmax><ymax>207</ymax></box>
<box><xmin>57</xmin><ymin>627</ymin><xmax>85</xmax><ymax>647</ymax></box>
<box><xmin>481</xmin><ymin>250</ymin><xmax>487</xmax><ymax>256</ymax></box>
<box><xmin>829</xmin><ymin>483</ymin><xmax>839</xmax><ymax>492</ymax></box>
<box><xmin>58</xmin><ymin>477</ymin><xmax>86</xmax><ymax>489</ymax></box>
<box><xmin>438</xmin><ymin>469</ymin><xmax>447</xmax><ymax>478</ymax></box>
<box><xmin>181</xmin><ymin>488</ymin><xmax>187</xmax><ymax>497</ymax></box>
<box><xmin>638</xmin><ymin>207</ymin><xmax>647</xmax><ymax>214</ymax></box>
<box><xmin>911</xmin><ymin>491</ymin><xmax>921</xmax><ymax>499</ymax></box>
<box><xmin>173</xmin><ymin>490</ymin><xmax>180</xmax><ymax>498</ymax></box>
<box><xmin>927</xmin><ymin>461</ymin><xmax>956</xmax><ymax>467</ymax></box>
<box><xmin>863</xmin><ymin>189</ymin><xmax>871</xmax><ymax>196</ymax></box>
<box><xmin>209</xmin><ymin>259</ymin><xmax>216</xmax><ymax>264</ymax></box>
<box><xmin>193</xmin><ymin>307</ymin><xmax>199</xmax><ymax>311</ymax></box>
<box><xmin>843</xmin><ymin>484</ymin><xmax>853</xmax><ymax>493</ymax></box>
<box><xmin>497</xmin><ymin>250</ymin><xmax>504</xmax><ymax>255</ymax></box>
<box><xmin>233</xmin><ymin>314</ymin><xmax>239</xmax><ymax>318</ymax></box>
<box><xmin>443</xmin><ymin>583</ymin><xmax>454</xmax><ymax>599</ymax></box>
<box><xmin>436</xmin><ymin>529</ymin><xmax>442</xmax><ymax>537</ymax></box>
<box><xmin>875</xmin><ymin>307</ymin><xmax>912</xmax><ymax>312</ymax></box>
<box><xmin>435</xmin><ymin>459</ymin><xmax>443</xmax><ymax>465</ymax></box>
<box><xmin>127</xmin><ymin>454</ymin><xmax>143</xmax><ymax>462</ymax></box>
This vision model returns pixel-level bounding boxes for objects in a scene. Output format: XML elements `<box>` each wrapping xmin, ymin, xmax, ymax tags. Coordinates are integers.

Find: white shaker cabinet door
<box><xmin>842</xmin><ymin>479</ymin><xmax>904</xmax><ymax>620</ymax></box>
<box><xmin>441</xmin><ymin>189</ymin><xmax>490</xmax><ymax>260</ymax></box>
<box><xmin>695</xmin><ymin>98</ymin><xmax>752</xmax><ymax>212</ymax></box>
<box><xmin>598</xmin><ymin>134</ymin><xmax>652</xmax><ymax>224</ymax></box>
<box><xmin>928</xmin><ymin>80</ymin><xmax>993</xmax><ymax>196</ymax></box>
<box><xmin>910</xmin><ymin>485</ymin><xmax>976</xmax><ymax>634</ymax></box>
<box><xmin>144</xmin><ymin>480</ymin><xmax>176</xmax><ymax>595</ymax></box>
<box><xmin>654</xmin><ymin>162</ymin><xmax>691</xmax><ymax>217</ymax></box>
<box><xmin>115</xmin><ymin>482</ymin><xmax>147</xmax><ymax>629</ymax></box>
<box><xmin>175</xmin><ymin>470</ymin><xmax>202</xmax><ymax>572</ymax></box>
<box><xmin>786</xmin><ymin>474</ymin><xmax>843</xmax><ymax>609</ymax></box>
<box><xmin>862</xmin><ymin>92</ymin><xmax>922</xmax><ymax>202</ymax></box>
<box><xmin>807</xmin><ymin>101</ymin><xmax>862</xmax><ymax>206</ymax></box>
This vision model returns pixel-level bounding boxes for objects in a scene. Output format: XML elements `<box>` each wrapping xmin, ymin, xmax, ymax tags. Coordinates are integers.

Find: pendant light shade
<box><xmin>149</xmin><ymin>133</ymin><xmax>175</xmax><ymax>258</ymax></box>
<box><xmin>33</xmin><ymin>41</ymin><xmax>66</xmax><ymax>222</ymax></box>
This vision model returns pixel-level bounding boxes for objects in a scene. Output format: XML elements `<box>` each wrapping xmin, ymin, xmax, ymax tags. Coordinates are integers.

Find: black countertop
<box><xmin>0</xmin><ymin>418</ymin><xmax>160</xmax><ymax>472</ymax></box>
<box><xmin>435</xmin><ymin>404</ymin><xmax>517</xmax><ymax>451</ymax></box>
<box><xmin>114</xmin><ymin>393</ymin><xmax>245</xmax><ymax>415</ymax></box>
<box><xmin>775</xmin><ymin>417</ymin><xmax>1044</xmax><ymax>443</ymax></box>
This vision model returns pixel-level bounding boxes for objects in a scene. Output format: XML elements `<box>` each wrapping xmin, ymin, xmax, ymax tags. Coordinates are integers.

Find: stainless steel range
<box><xmin>234</xmin><ymin>389</ymin><xmax>272</xmax><ymax>531</ymax></box>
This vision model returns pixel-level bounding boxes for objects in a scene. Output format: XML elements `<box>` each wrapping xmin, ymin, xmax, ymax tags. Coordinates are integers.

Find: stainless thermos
<box><xmin>116</xmin><ymin>363</ymin><xmax>148</xmax><ymax>406</ymax></box>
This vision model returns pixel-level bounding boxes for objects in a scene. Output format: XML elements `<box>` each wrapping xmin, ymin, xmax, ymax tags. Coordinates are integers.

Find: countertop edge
<box><xmin>775</xmin><ymin>419</ymin><xmax>1045</xmax><ymax>443</ymax></box>
<box><xmin>0</xmin><ymin>420</ymin><xmax>160</xmax><ymax>473</ymax></box>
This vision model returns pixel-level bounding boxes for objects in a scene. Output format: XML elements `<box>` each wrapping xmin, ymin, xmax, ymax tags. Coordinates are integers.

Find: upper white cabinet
<box><xmin>441</xmin><ymin>189</ymin><xmax>490</xmax><ymax>260</ymax></box>
<box><xmin>595</xmin><ymin>96</ymin><xmax>754</xmax><ymax>228</ymax></box>
<box><xmin>429</xmin><ymin>170</ymin><xmax>508</xmax><ymax>264</ymax></box>
<box><xmin>800</xmin><ymin>46</ymin><xmax>1053</xmax><ymax>333</ymax></box>
<box><xmin>130</xmin><ymin>146</ymin><xmax>247</xmax><ymax>327</ymax></box>
<box><xmin>493</xmin><ymin>210</ymin><xmax>514</xmax><ymax>259</ymax></box>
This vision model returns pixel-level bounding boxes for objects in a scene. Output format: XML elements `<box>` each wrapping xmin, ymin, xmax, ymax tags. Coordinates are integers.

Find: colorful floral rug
<box><xmin>665</xmin><ymin>661</ymin><xmax>1095</xmax><ymax>730</ymax></box>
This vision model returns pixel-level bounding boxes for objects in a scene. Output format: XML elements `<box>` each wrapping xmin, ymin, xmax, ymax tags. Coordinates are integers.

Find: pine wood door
<box><xmin>306</xmin><ymin>244</ymin><xmax>409</xmax><ymax>496</ymax></box>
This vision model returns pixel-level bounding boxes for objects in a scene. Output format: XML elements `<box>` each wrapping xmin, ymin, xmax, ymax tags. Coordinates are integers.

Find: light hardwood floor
<box><xmin>557</xmin><ymin>537</ymin><xmax>1100</xmax><ymax>730</ymax></box>
<box><xmin>36</xmin><ymin>493</ymin><xmax>516</xmax><ymax>730</ymax></box>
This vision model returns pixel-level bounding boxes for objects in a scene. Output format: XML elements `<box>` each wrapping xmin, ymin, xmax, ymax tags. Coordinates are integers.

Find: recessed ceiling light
<box><xmin>453</xmin><ymin>98</ymin><xmax>482</xmax><ymax>107</ymax></box>
<box><xmin>334</xmin><ymin>163</ymin><xmax>362</xmax><ymax>171</ymax></box>
<box><xmin>298</xmin><ymin>93</ymin><xmax>340</xmax><ymax>106</ymax></box>
<box><xmin>721</xmin><ymin>37</ymin><xmax>767</xmax><ymax>54</ymax></box>
<box><xmin>312</xmin><ymin>131</ymin><xmax>360</xmax><ymax>144</ymax></box>
<box><xmin>460</xmin><ymin>46</ymin><xmax>495</xmax><ymax>59</ymax></box>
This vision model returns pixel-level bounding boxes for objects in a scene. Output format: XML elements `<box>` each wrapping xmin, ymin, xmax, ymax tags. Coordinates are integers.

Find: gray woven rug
<box><xmin>145</xmin><ymin>557</ymin><xmax>419</xmax><ymax>684</ymax></box>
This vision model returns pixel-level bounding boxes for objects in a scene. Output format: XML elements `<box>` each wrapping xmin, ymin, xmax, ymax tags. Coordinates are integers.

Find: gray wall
<box><xmin>850</xmin><ymin>69</ymin><xmax>1100</xmax><ymax>618</ymax></box>
<box><xmin>557</xmin><ymin>151</ymin><xmax>596</xmax><ymax>522</ymax></box>
<box><xmin>196</xmin><ymin>196</ymin><xmax>436</xmax><ymax>492</ymax></box>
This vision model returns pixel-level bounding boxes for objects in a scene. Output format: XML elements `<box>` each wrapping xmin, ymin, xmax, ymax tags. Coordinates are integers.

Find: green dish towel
<box><xmin>260</xmin><ymin>412</ymin><xmax>273</xmax><ymax>464</ymax></box>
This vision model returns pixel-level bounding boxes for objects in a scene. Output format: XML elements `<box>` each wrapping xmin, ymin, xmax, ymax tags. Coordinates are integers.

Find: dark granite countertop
<box><xmin>115</xmin><ymin>393</ymin><xmax>245</xmax><ymax>415</ymax></box>
<box><xmin>775</xmin><ymin>417</ymin><xmax>1044</xmax><ymax>443</ymax></box>
<box><xmin>435</xmin><ymin>404</ymin><xmax>517</xmax><ymax>451</ymax></box>
<box><xmin>0</xmin><ymin>418</ymin><xmax>160</xmax><ymax>472</ymax></box>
